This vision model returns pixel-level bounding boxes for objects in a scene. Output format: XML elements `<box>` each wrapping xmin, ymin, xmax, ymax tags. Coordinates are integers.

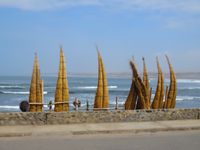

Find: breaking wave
<box><xmin>76</xmin><ymin>86</ymin><xmax>118</xmax><ymax>89</ymax></box>
<box><xmin>177</xmin><ymin>79</ymin><xmax>200</xmax><ymax>83</ymax></box>
<box><xmin>0</xmin><ymin>85</ymin><xmax>25</xmax><ymax>89</ymax></box>
<box><xmin>0</xmin><ymin>105</ymin><xmax>19</xmax><ymax>109</ymax></box>
<box><xmin>179</xmin><ymin>87</ymin><xmax>200</xmax><ymax>90</ymax></box>
<box><xmin>0</xmin><ymin>91</ymin><xmax>48</xmax><ymax>95</ymax></box>
<box><xmin>176</xmin><ymin>96</ymin><xmax>200</xmax><ymax>101</ymax></box>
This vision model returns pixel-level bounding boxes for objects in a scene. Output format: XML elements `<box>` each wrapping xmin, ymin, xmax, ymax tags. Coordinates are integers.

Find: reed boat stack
<box><xmin>29</xmin><ymin>53</ymin><xmax>44</xmax><ymax>112</ymax></box>
<box><xmin>125</xmin><ymin>56</ymin><xmax>177</xmax><ymax>110</ymax></box>
<box><xmin>151</xmin><ymin>57</ymin><xmax>165</xmax><ymax>109</ymax></box>
<box><xmin>54</xmin><ymin>47</ymin><xmax>70</xmax><ymax>112</ymax></box>
<box><xmin>94</xmin><ymin>48</ymin><xmax>110</xmax><ymax>110</ymax></box>
<box><xmin>27</xmin><ymin>47</ymin><xmax>177</xmax><ymax>112</ymax></box>
<box><xmin>164</xmin><ymin>55</ymin><xmax>177</xmax><ymax>109</ymax></box>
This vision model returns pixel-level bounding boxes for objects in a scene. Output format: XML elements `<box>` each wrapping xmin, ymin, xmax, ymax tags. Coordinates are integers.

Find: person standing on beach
<box><xmin>73</xmin><ymin>97</ymin><xmax>81</xmax><ymax>111</ymax></box>
<box><xmin>48</xmin><ymin>101</ymin><xmax>53</xmax><ymax>111</ymax></box>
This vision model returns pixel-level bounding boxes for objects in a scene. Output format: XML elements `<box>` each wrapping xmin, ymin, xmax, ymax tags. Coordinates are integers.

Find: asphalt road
<box><xmin>0</xmin><ymin>130</ymin><xmax>200</xmax><ymax>150</ymax></box>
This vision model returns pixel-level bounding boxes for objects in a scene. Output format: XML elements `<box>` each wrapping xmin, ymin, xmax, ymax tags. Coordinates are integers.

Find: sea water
<box><xmin>0</xmin><ymin>76</ymin><xmax>200</xmax><ymax>112</ymax></box>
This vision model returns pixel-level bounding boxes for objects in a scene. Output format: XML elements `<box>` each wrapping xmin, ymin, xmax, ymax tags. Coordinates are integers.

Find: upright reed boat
<box><xmin>54</xmin><ymin>47</ymin><xmax>70</xmax><ymax>112</ymax></box>
<box><xmin>29</xmin><ymin>53</ymin><xmax>44</xmax><ymax>112</ymax></box>
<box><xmin>94</xmin><ymin>49</ymin><xmax>110</xmax><ymax>110</ymax></box>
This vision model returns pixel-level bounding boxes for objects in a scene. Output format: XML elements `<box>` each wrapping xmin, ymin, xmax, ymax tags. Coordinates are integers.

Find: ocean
<box><xmin>0</xmin><ymin>75</ymin><xmax>200</xmax><ymax>112</ymax></box>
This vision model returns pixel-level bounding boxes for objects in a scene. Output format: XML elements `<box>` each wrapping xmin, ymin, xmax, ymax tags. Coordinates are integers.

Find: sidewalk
<box><xmin>0</xmin><ymin>119</ymin><xmax>200</xmax><ymax>137</ymax></box>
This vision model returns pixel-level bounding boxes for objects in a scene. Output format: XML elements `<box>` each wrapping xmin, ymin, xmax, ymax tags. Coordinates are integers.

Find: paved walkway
<box><xmin>0</xmin><ymin>119</ymin><xmax>200</xmax><ymax>137</ymax></box>
<box><xmin>1</xmin><ymin>130</ymin><xmax>200</xmax><ymax>150</ymax></box>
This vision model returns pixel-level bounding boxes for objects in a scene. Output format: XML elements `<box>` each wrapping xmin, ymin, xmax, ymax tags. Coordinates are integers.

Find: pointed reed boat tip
<box><xmin>34</xmin><ymin>53</ymin><xmax>39</xmax><ymax>63</ymax></box>
<box><xmin>96</xmin><ymin>46</ymin><xmax>102</xmax><ymax>59</ymax></box>
<box><xmin>60</xmin><ymin>46</ymin><xmax>63</xmax><ymax>53</ymax></box>
<box><xmin>129</xmin><ymin>60</ymin><xmax>134</xmax><ymax>68</ymax></box>
<box><xmin>95</xmin><ymin>45</ymin><xmax>100</xmax><ymax>55</ymax></box>
<box><xmin>165</xmin><ymin>55</ymin><xmax>170</xmax><ymax>64</ymax></box>
<box><xmin>130</xmin><ymin>58</ymin><xmax>137</xmax><ymax>67</ymax></box>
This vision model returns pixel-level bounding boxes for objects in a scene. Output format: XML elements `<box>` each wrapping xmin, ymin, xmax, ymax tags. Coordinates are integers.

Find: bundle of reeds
<box><xmin>29</xmin><ymin>53</ymin><xmax>43</xmax><ymax>112</ymax></box>
<box><xmin>164</xmin><ymin>55</ymin><xmax>177</xmax><ymax>109</ymax></box>
<box><xmin>54</xmin><ymin>47</ymin><xmax>70</xmax><ymax>112</ymax></box>
<box><xmin>94</xmin><ymin>50</ymin><xmax>110</xmax><ymax>109</ymax></box>
<box><xmin>130</xmin><ymin>59</ymin><xmax>148</xmax><ymax>109</ymax></box>
<box><xmin>125</xmin><ymin>55</ymin><xmax>177</xmax><ymax>110</ymax></box>
<box><xmin>151</xmin><ymin>57</ymin><xmax>164</xmax><ymax>109</ymax></box>
<box><xmin>125</xmin><ymin>79</ymin><xmax>137</xmax><ymax>110</ymax></box>
<box><xmin>142</xmin><ymin>57</ymin><xmax>151</xmax><ymax>109</ymax></box>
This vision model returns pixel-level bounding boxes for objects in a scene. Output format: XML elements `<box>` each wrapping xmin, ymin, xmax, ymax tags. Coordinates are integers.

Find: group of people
<box><xmin>47</xmin><ymin>98</ymin><xmax>81</xmax><ymax>111</ymax></box>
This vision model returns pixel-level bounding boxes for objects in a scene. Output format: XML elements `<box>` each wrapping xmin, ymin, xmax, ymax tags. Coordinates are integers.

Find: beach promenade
<box><xmin>0</xmin><ymin>120</ymin><xmax>200</xmax><ymax>150</ymax></box>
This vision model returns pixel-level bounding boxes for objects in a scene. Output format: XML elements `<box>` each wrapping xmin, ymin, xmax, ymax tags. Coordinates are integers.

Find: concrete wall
<box><xmin>0</xmin><ymin>109</ymin><xmax>199</xmax><ymax>126</ymax></box>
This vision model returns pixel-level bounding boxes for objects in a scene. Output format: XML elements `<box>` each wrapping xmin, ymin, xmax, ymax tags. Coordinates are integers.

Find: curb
<box><xmin>0</xmin><ymin>133</ymin><xmax>32</xmax><ymax>137</ymax></box>
<box><xmin>72</xmin><ymin>126</ymin><xmax>200</xmax><ymax>135</ymax></box>
<box><xmin>1</xmin><ymin>126</ymin><xmax>200</xmax><ymax>137</ymax></box>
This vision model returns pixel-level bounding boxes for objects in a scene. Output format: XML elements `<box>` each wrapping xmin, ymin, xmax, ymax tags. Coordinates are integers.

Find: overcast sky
<box><xmin>0</xmin><ymin>0</ymin><xmax>200</xmax><ymax>76</ymax></box>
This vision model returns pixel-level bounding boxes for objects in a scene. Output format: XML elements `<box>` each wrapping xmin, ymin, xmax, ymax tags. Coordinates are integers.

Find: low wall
<box><xmin>0</xmin><ymin>109</ymin><xmax>199</xmax><ymax>126</ymax></box>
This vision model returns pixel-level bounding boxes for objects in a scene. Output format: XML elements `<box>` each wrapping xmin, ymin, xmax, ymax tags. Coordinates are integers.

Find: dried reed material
<box><xmin>151</xmin><ymin>57</ymin><xmax>164</xmax><ymax>109</ymax></box>
<box><xmin>29</xmin><ymin>54</ymin><xmax>37</xmax><ymax>112</ymax></box>
<box><xmin>101</xmin><ymin>56</ymin><xmax>109</xmax><ymax>108</ymax></box>
<box><xmin>142</xmin><ymin>57</ymin><xmax>151</xmax><ymax>108</ymax></box>
<box><xmin>54</xmin><ymin>48</ymin><xmax>70</xmax><ymax>112</ymax></box>
<box><xmin>125</xmin><ymin>79</ymin><xmax>137</xmax><ymax>110</ymax></box>
<box><xmin>37</xmin><ymin>79</ymin><xmax>44</xmax><ymax>112</ymax></box>
<box><xmin>165</xmin><ymin>55</ymin><xmax>177</xmax><ymax>108</ymax></box>
<box><xmin>94</xmin><ymin>52</ymin><xmax>103</xmax><ymax>109</ymax></box>
<box><xmin>29</xmin><ymin>53</ymin><xmax>43</xmax><ymax>112</ymax></box>
<box><xmin>130</xmin><ymin>60</ymin><xmax>148</xmax><ymax>109</ymax></box>
<box><xmin>94</xmin><ymin>50</ymin><xmax>110</xmax><ymax>109</ymax></box>
<box><xmin>61</xmin><ymin>49</ymin><xmax>70</xmax><ymax>111</ymax></box>
<box><xmin>35</xmin><ymin>56</ymin><xmax>42</xmax><ymax>112</ymax></box>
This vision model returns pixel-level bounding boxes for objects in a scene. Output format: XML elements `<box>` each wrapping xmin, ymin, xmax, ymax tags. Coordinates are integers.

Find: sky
<box><xmin>0</xmin><ymin>0</ymin><xmax>200</xmax><ymax>76</ymax></box>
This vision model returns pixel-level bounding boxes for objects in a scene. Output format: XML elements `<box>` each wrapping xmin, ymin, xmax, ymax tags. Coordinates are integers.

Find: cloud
<box><xmin>114</xmin><ymin>0</ymin><xmax>200</xmax><ymax>13</ymax></box>
<box><xmin>0</xmin><ymin>0</ymin><xmax>200</xmax><ymax>13</ymax></box>
<box><xmin>163</xmin><ymin>17</ymin><xmax>200</xmax><ymax>29</ymax></box>
<box><xmin>0</xmin><ymin>0</ymin><xmax>99</xmax><ymax>10</ymax></box>
<box><xmin>0</xmin><ymin>0</ymin><xmax>200</xmax><ymax>29</ymax></box>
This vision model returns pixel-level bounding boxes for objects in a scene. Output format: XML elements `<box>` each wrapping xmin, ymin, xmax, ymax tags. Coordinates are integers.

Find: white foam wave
<box><xmin>77</xmin><ymin>86</ymin><xmax>118</xmax><ymax>89</ymax></box>
<box><xmin>77</xmin><ymin>86</ymin><xmax>96</xmax><ymax>89</ymax></box>
<box><xmin>177</xmin><ymin>79</ymin><xmax>200</xmax><ymax>83</ymax></box>
<box><xmin>0</xmin><ymin>91</ymin><xmax>48</xmax><ymax>95</ymax></box>
<box><xmin>179</xmin><ymin>87</ymin><xmax>200</xmax><ymax>90</ymax></box>
<box><xmin>1</xmin><ymin>91</ymin><xmax>29</xmax><ymax>94</ymax></box>
<box><xmin>109</xmin><ymin>86</ymin><xmax>118</xmax><ymax>89</ymax></box>
<box><xmin>176</xmin><ymin>96</ymin><xmax>200</xmax><ymax>101</ymax></box>
<box><xmin>110</xmin><ymin>101</ymin><xmax>125</xmax><ymax>105</ymax></box>
<box><xmin>0</xmin><ymin>105</ymin><xmax>19</xmax><ymax>109</ymax></box>
<box><xmin>0</xmin><ymin>85</ymin><xmax>25</xmax><ymax>89</ymax></box>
